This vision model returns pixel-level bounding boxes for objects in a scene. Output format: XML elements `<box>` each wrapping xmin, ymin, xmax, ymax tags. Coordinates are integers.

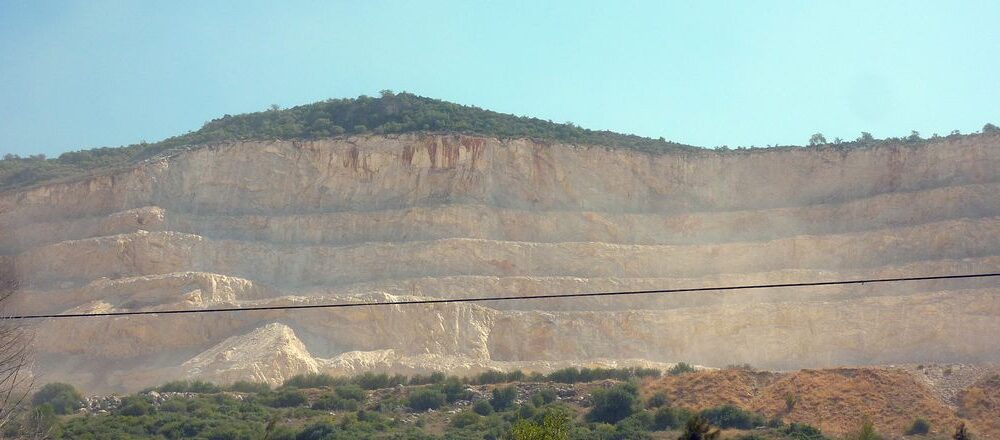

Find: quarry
<box><xmin>2</xmin><ymin>132</ymin><xmax>998</xmax><ymax>394</ymax></box>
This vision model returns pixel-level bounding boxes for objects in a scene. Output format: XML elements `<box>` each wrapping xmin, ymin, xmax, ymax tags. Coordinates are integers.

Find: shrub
<box><xmin>440</xmin><ymin>376</ymin><xmax>471</xmax><ymax>402</ymax></box>
<box><xmin>32</xmin><ymin>383</ymin><xmax>83</xmax><ymax>415</ymax></box>
<box><xmin>668</xmin><ymin>363</ymin><xmax>696</xmax><ymax>376</ymax></box>
<box><xmin>699</xmin><ymin>405</ymin><xmax>765</xmax><ymax>429</ymax></box>
<box><xmin>353</xmin><ymin>372</ymin><xmax>406</xmax><ymax>390</ymax></box>
<box><xmin>851</xmin><ymin>420</ymin><xmax>883</xmax><ymax>440</ymax></box>
<box><xmin>785</xmin><ymin>393</ymin><xmax>798</xmax><ymax>412</ymax></box>
<box><xmin>312</xmin><ymin>393</ymin><xmax>360</xmax><ymax>411</ymax></box>
<box><xmin>783</xmin><ymin>423</ymin><xmax>825</xmax><ymax>439</ymax></box>
<box><xmin>296</xmin><ymin>422</ymin><xmax>338</xmax><ymax>440</ymax></box>
<box><xmin>646</xmin><ymin>392</ymin><xmax>668</xmax><ymax>408</ymax></box>
<box><xmin>518</xmin><ymin>403</ymin><xmax>538</xmax><ymax>419</ymax></box>
<box><xmin>906</xmin><ymin>418</ymin><xmax>931</xmax><ymax>435</ymax></box>
<box><xmin>227</xmin><ymin>380</ymin><xmax>270</xmax><ymax>394</ymax></box>
<box><xmin>511</xmin><ymin>412</ymin><xmax>570</xmax><ymax>440</ymax></box>
<box><xmin>473</xmin><ymin>400</ymin><xmax>494</xmax><ymax>415</ymax></box>
<box><xmin>953</xmin><ymin>423</ymin><xmax>971</xmax><ymax>440</ymax></box>
<box><xmin>451</xmin><ymin>411</ymin><xmax>481</xmax><ymax>428</ymax></box>
<box><xmin>264</xmin><ymin>389</ymin><xmax>307</xmax><ymax>408</ymax></box>
<box><xmin>653</xmin><ymin>406</ymin><xmax>691</xmax><ymax>430</ymax></box>
<box><xmin>532</xmin><ymin>388</ymin><xmax>557</xmax><ymax>407</ymax></box>
<box><xmin>586</xmin><ymin>383</ymin><xmax>638</xmax><ymax>424</ymax></box>
<box><xmin>409</xmin><ymin>372</ymin><xmax>446</xmax><ymax>385</ymax></box>
<box><xmin>476</xmin><ymin>370</ymin><xmax>509</xmax><ymax>385</ymax></box>
<box><xmin>679</xmin><ymin>415</ymin><xmax>720</xmax><ymax>440</ymax></box>
<box><xmin>282</xmin><ymin>373</ymin><xmax>342</xmax><ymax>389</ymax></box>
<box><xmin>118</xmin><ymin>395</ymin><xmax>154</xmax><ymax>416</ymax></box>
<box><xmin>407</xmin><ymin>389</ymin><xmax>446</xmax><ymax>411</ymax></box>
<box><xmin>490</xmin><ymin>385</ymin><xmax>518</xmax><ymax>411</ymax></box>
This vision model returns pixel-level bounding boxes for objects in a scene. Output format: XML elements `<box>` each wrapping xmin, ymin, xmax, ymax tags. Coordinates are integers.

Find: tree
<box><xmin>0</xmin><ymin>278</ymin><xmax>31</xmax><ymax>431</ymax></box>
<box><xmin>907</xmin><ymin>130</ymin><xmax>922</xmax><ymax>142</ymax></box>
<box><xmin>678</xmin><ymin>415</ymin><xmax>719</xmax><ymax>440</ymax></box>
<box><xmin>586</xmin><ymin>383</ymin><xmax>638</xmax><ymax>424</ymax></box>
<box><xmin>511</xmin><ymin>412</ymin><xmax>570</xmax><ymax>440</ymax></box>
<box><xmin>31</xmin><ymin>383</ymin><xmax>82</xmax><ymax>415</ymax></box>
<box><xmin>472</xmin><ymin>400</ymin><xmax>494</xmax><ymax>415</ymax></box>
<box><xmin>407</xmin><ymin>389</ymin><xmax>445</xmax><ymax>411</ymax></box>
<box><xmin>858</xmin><ymin>132</ymin><xmax>875</xmax><ymax>143</ymax></box>
<box><xmin>809</xmin><ymin>133</ymin><xmax>827</xmax><ymax>146</ymax></box>
<box><xmin>490</xmin><ymin>385</ymin><xmax>517</xmax><ymax>411</ymax></box>
<box><xmin>984</xmin><ymin>123</ymin><xmax>999</xmax><ymax>134</ymax></box>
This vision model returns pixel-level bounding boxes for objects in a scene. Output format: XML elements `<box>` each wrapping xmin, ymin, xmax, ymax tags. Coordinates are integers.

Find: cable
<box><xmin>3</xmin><ymin>272</ymin><xmax>998</xmax><ymax>320</ymax></box>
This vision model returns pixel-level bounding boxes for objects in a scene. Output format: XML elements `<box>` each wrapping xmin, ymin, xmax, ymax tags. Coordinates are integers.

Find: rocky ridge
<box><xmin>2</xmin><ymin>133</ymin><xmax>999</xmax><ymax>392</ymax></box>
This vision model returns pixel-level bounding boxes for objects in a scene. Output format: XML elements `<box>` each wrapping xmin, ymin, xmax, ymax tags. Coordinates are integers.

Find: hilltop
<box><xmin>0</xmin><ymin>91</ymin><xmax>696</xmax><ymax>191</ymax></box>
<box><xmin>3</xmin><ymin>91</ymin><xmax>996</xmax><ymax>191</ymax></box>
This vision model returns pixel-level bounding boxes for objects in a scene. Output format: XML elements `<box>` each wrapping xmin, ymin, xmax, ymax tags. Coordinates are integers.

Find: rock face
<box><xmin>2</xmin><ymin>133</ymin><xmax>999</xmax><ymax>392</ymax></box>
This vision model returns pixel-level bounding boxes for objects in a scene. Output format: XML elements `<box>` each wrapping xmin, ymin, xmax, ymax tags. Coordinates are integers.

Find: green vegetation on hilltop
<box><xmin>6</xmin><ymin>91</ymin><xmax>993</xmax><ymax>192</ymax></box>
<box><xmin>0</xmin><ymin>91</ymin><xmax>694</xmax><ymax>191</ymax></box>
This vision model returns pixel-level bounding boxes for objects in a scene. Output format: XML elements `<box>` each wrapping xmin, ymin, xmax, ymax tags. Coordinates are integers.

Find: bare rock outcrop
<box><xmin>2</xmin><ymin>133</ymin><xmax>999</xmax><ymax>392</ymax></box>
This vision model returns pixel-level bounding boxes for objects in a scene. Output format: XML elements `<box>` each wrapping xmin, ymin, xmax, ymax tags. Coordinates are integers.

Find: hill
<box><xmin>12</xmin><ymin>366</ymin><xmax>1000</xmax><ymax>439</ymax></box>
<box><xmin>0</xmin><ymin>91</ymin><xmax>699</xmax><ymax>191</ymax></box>
<box><xmin>4</xmin><ymin>91</ymin><xmax>995</xmax><ymax>191</ymax></box>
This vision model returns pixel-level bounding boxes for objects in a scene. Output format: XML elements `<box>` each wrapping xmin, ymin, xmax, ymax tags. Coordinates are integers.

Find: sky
<box><xmin>1</xmin><ymin>0</ymin><xmax>998</xmax><ymax>157</ymax></box>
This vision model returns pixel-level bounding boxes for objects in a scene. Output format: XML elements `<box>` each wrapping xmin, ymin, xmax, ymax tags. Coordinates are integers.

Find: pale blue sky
<box><xmin>1</xmin><ymin>0</ymin><xmax>998</xmax><ymax>157</ymax></box>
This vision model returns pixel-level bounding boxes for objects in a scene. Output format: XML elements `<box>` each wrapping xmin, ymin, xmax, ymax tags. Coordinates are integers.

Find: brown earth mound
<box><xmin>958</xmin><ymin>374</ymin><xmax>1000</xmax><ymax>437</ymax></box>
<box><xmin>753</xmin><ymin>368</ymin><xmax>962</xmax><ymax>438</ymax></box>
<box><xmin>642</xmin><ymin>369</ymin><xmax>779</xmax><ymax>411</ymax></box>
<box><xmin>644</xmin><ymin>367</ymin><xmax>983</xmax><ymax>438</ymax></box>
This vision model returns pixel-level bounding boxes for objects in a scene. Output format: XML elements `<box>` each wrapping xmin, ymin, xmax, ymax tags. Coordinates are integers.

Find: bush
<box><xmin>282</xmin><ymin>373</ymin><xmax>342</xmax><ymax>389</ymax></box>
<box><xmin>451</xmin><ymin>411</ymin><xmax>481</xmax><ymax>428</ymax></box>
<box><xmin>353</xmin><ymin>372</ymin><xmax>406</xmax><ymax>390</ymax></box>
<box><xmin>439</xmin><ymin>376</ymin><xmax>471</xmax><ymax>402</ymax></box>
<box><xmin>668</xmin><ymin>363</ymin><xmax>696</xmax><ymax>376</ymax></box>
<box><xmin>118</xmin><ymin>395</ymin><xmax>154</xmax><ymax>416</ymax></box>
<box><xmin>784</xmin><ymin>423</ymin><xmax>825</xmax><ymax>439</ymax></box>
<box><xmin>32</xmin><ymin>383</ymin><xmax>83</xmax><ymax>415</ymax></box>
<box><xmin>407</xmin><ymin>389</ymin><xmax>446</xmax><ymax>411</ymax></box>
<box><xmin>851</xmin><ymin>420</ymin><xmax>883</xmax><ymax>440</ymax></box>
<box><xmin>653</xmin><ymin>406</ymin><xmax>691</xmax><ymax>430</ymax></box>
<box><xmin>263</xmin><ymin>389</ymin><xmax>307</xmax><ymax>408</ymax></box>
<box><xmin>586</xmin><ymin>383</ymin><xmax>638</xmax><ymax>424</ymax></box>
<box><xmin>532</xmin><ymin>388</ymin><xmax>557</xmax><ymax>407</ymax></box>
<box><xmin>312</xmin><ymin>394</ymin><xmax>359</xmax><ymax>411</ymax></box>
<box><xmin>490</xmin><ymin>385</ymin><xmax>518</xmax><ymax>411</ymax></box>
<box><xmin>409</xmin><ymin>372</ymin><xmax>446</xmax><ymax>385</ymax></box>
<box><xmin>472</xmin><ymin>400</ymin><xmax>494</xmax><ymax>415</ymax></box>
<box><xmin>906</xmin><ymin>418</ymin><xmax>930</xmax><ymax>435</ymax></box>
<box><xmin>699</xmin><ymin>405</ymin><xmax>765</xmax><ymax>429</ymax></box>
<box><xmin>679</xmin><ymin>415</ymin><xmax>720</xmax><ymax>440</ymax></box>
<box><xmin>311</xmin><ymin>384</ymin><xmax>367</xmax><ymax>411</ymax></box>
<box><xmin>227</xmin><ymin>380</ymin><xmax>270</xmax><ymax>394</ymax></box>
<box><xmin>646</xmin><ymin>392</ymin><xmax>668</xmax><ymax>408</ymax></box>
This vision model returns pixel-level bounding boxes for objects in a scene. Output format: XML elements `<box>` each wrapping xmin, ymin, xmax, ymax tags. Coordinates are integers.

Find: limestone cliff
<box><xmin>2</xmin><ymin>133</ymin><xmax>999</xmax><ymax>392</ymax></box>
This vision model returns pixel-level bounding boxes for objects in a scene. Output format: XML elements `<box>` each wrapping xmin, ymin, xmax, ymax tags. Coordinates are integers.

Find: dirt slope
<box><xmin>645</xmin><ymin>367</ymin><xmax>1000</xmax><ymax>438</ymax></box>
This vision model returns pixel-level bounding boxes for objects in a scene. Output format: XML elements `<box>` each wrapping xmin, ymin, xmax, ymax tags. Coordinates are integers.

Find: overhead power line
<box><xmin>4</xmin><ymin>272</ymin><xmax>999</xmax><ymax>320</ymax></box>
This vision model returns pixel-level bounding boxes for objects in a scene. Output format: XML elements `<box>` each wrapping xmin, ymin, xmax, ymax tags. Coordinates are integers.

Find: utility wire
<box><xmin>4</xmin><ymin>272</ymin><xmax>999</xmax><ymax>320</ymax></box>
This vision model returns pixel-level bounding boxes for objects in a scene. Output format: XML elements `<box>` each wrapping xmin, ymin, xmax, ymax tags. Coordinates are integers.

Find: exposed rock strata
<box><xmin>2</xmin><ymin>133</ymin><xmax>999</xmax><ymax>392</ymax></box>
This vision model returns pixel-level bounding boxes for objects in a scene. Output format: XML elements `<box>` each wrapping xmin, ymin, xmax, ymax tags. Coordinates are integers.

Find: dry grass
<box><xmin>642</xmin><ymin>367</ymin><xmax>994</xmax><ymax>438</ymax></box>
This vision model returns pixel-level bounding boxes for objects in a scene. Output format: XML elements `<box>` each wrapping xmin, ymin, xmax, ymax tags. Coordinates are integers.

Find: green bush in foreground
<box><xmin>586</xmin><ymin>382</ymin><xmax>639</xmax><ymax>424</ymax></box>
<box><xmin>699</xmin><ymin>404</ymin><xmax>766</xmax><ymax>429</ymax></box>
<box><xmin>32</xmin><ymin>383</ymin><xmax>83</xmax><ymax>415</ymax></box>
<box><xmin>407</xmin><ymin>388</ymin><xmax>446</xmax><ymax>411</ymax></box>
